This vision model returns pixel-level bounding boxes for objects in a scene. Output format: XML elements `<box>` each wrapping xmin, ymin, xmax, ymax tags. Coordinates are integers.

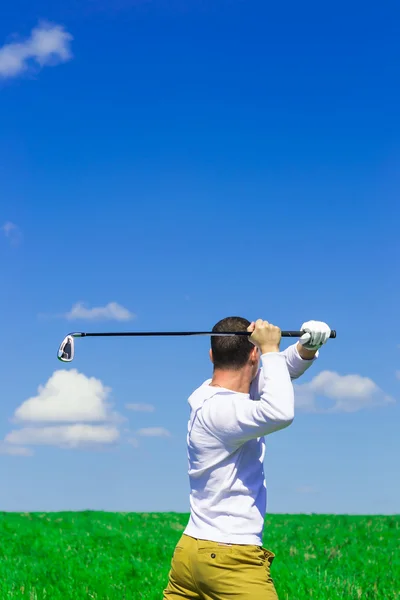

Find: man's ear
<box><xmin>250</xmin><ymin>346</ymin><xmax>259</xmax><ymax>364</ymax></box>
<box><xmin>209</xmin><ymin>349</ymin><xmax>214</xmax><ymax>364</ymax></box>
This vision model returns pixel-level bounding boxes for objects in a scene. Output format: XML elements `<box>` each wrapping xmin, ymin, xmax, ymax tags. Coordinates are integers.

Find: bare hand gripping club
<box><xmin>57</xmin><ymin>329</ymin><xmax>337</xmax><ymax>363</ymax></box>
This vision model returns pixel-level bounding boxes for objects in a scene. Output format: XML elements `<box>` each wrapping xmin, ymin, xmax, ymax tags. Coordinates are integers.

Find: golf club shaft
<box><xmin>71</xmin><ymin>330</ymin><xmax>337</xmax><ymax>339</ymax></box>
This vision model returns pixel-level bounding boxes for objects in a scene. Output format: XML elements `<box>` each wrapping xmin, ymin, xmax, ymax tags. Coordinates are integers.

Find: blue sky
<box><xmin>0</xmin><ymin>0</ymin><xmax>399</xmax><ymax>515</ymax></box>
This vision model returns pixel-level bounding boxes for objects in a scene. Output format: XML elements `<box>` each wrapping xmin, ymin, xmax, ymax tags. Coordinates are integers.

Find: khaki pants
<box><xmin>163</xmin><ymin>534</ymin><xmax>278</xmax><ymax>599</ymax></box>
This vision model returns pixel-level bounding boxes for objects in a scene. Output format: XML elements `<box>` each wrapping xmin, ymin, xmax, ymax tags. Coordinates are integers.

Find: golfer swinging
<box><xmin>163</xmin><ymin>317</ymin><xmax>331</xmax><ymax>599</ymax></box>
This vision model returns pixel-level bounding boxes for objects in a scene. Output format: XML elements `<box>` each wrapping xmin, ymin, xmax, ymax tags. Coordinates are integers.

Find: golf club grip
<box><xmin>78</xmin><ymin>330</ymin><xmax>337</xmax><ymax>338</ymax></box>
<box><xmin>282</xmin><ymin>330</ymin><xmax>336</xmax><ymax>339</ymax></box>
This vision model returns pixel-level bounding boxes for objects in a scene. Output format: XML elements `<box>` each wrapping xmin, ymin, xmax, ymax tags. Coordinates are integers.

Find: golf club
<box><xmin>57</xmin><ymin>329</ymin><xmax>337</xmax><ymax>363</ymax></box>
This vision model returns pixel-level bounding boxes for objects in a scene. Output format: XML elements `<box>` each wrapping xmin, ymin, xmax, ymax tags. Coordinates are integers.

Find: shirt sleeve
<box><xmin>199</xmin><ymin>353</ymin><xmax>294</xmax><ymax>447</ymax></box>
<box><xmin>250</xmin><ymin>343</ymin><xmax>317</xmax><ymax>400</ymax></box>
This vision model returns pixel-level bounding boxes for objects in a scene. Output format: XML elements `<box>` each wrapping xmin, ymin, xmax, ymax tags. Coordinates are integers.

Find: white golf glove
<box><xmin>299</xmin><ymin>320</ymin><xmax>331</xmax><ymax>351</ymax></box>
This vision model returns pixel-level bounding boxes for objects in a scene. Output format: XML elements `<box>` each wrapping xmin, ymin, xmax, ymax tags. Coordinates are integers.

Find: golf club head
<box><xmin>57</xmin><ymin>335</ymin><xmax>75</xmax><ymax>362</ymax></box>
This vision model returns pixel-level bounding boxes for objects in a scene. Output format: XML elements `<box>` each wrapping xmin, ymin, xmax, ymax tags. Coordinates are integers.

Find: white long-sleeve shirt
<box><xmin>184</xmin><ymin>343</ymin><xmax>317</xmax><ymax>546</ymax></box>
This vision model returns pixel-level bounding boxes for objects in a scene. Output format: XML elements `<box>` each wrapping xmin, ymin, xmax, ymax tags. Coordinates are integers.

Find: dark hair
<box><xmin>211</xmin><ymin>316</ymin><xmax>253</xmax><ymax>370</ymax></box>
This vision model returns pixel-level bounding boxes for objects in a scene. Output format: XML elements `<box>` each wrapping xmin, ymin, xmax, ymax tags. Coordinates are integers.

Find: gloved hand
<box><xmin>299</xmin><ymin>320</ymin><xmax>331</xmax><ymax>351</ymax></box>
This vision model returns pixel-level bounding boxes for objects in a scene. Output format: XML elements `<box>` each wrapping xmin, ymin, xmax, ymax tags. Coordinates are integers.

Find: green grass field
<box><xmin>0</xmin><ymin>512</ymin><xmax>398</xmax><ymax>599</ymax></box>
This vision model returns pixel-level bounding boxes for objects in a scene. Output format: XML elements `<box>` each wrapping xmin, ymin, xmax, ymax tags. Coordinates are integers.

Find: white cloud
<box><xmin>294</xmin><ymin>370</ymin><xmax>394</xmax><ymax>413</ymax></box>
<box><xmin>396</xmin><ymin>371</ymin><xmax>400</xmax><ymax>380</ymax></box>
<box><xmin>5</xmin><ymin>425</ymin><xmax>119</xmax><ymax>448</ymax></box>
<box><xmin>65</xmin><ymin>302</ymin><xmax>134</xmax><ymax>321</ymax></box>
<box><xmin>125</xmin><ymin>403</ymin><xmax>155</xmax><ymax>413</ymax></box>
<box><xmin>14</xmin><ymin>369</ymin><xmax>118</xmax><ymax>423</ymax></box>
<box><xmin>1</xmin><ymin>222</ymin><xmax>22</xmax><ymax>246</ymax></box>
<box><xmin>128</xmin><ymin>438</ymin><xmax>139</xmax><ymax>448</ymax></box>
<box><xmin>0</xmin><ymin>22</ymin><xmax>73</xmax><ymax>79</ymax></box>
<box><xmin>0</xmin><ymin>443</ymin><xmax>32</xmax><ymax>456</ymax></box>
<box><xmin>137</xmin><ymin>427</ymin><xmax>171</xmax><ymax>437</ymax></box>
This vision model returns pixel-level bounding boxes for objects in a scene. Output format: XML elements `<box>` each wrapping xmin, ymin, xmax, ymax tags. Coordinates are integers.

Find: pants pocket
<box><xmin>261</xmin><ymin>547</ymin><xmax>275</xmax><ymax>565</ymax></box>
<box><xmin>195</xmin><ymin>544</ymin><xmax>279</xmax><ymax>599</ymax></box>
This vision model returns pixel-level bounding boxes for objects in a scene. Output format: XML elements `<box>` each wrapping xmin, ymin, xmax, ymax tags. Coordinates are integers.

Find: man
<box><xmin>163</xmin><ymin>317</ymin><xmax>331</xmax><ymax>600</ymax></box>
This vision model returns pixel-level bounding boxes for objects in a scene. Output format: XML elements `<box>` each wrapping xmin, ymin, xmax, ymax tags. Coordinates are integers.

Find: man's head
<box><xmin>210</xmin><ymin>316</ymin><xmax>260</xmax><ymax>375</ymax></box>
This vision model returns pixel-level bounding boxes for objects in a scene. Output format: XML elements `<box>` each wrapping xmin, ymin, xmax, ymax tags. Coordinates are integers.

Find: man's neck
<box><xmin>210</xmin><ymin>369</ymin><xmax>252</xmax><ymax>394</ymax></box>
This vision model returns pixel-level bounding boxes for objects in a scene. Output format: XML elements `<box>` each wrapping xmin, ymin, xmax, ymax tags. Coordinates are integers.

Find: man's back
<box><xmin>185</xmin><ymin>381</ymin><xmax>267</xmax><ymax>546</ymax></box>
<box><xmin>184</xmin><ymin>342</ymin><xmax>313</xmax><ymax>546</ymax></box>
